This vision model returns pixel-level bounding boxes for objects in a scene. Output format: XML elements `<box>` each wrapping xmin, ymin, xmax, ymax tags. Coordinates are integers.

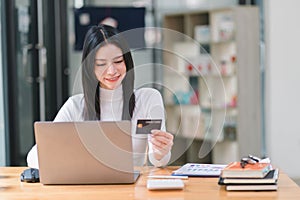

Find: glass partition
<box><xmin>0</xmin><ymin>0</ymin><xmax>6</xmax><ymax>166</ymax></box>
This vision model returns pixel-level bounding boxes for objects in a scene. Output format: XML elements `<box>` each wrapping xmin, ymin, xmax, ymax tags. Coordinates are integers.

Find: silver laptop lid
<box><xmin>34</xmin><ymin>121</ymin><xmax>137</xmax><ymax>184</ymax></box>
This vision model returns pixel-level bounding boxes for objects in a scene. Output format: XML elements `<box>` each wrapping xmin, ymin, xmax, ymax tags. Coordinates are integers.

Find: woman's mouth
<box><xmin>105</xmin><ymin>75</ymin><xmax>120</xmax><ymax>82</ymax></box>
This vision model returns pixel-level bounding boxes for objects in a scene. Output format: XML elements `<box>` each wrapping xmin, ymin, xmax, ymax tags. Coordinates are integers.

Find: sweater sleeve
<box><xmin>137</xmin><ymin>88</ymin><xmax>171</xmax><ymax>167</ymax></box>
<box><xmin>27</xmin><ymin>145</ymin><xmax>39</xmax><ymax>169</ymax></box>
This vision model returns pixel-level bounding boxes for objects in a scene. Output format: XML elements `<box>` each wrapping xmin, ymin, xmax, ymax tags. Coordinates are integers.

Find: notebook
<box><xmin>225</xmin><ymin>184</ymin><xmax>278</xmax><ymax>191</ymax></box>
<box><xmin>34</xmin><ymin>121</ymin><xmax>140</xmax><ymax>185</ymax></box>
<box><xmin>218</xmin><ymin>169</ymin><xmax>279</xmax><ymax>185</ymax></box>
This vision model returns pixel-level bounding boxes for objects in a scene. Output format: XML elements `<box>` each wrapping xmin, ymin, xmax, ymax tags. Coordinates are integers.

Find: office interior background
<box><xmin>0</xmin><ymin>0</ymin><xmax>299</xmax><ymax>183</ymax></box>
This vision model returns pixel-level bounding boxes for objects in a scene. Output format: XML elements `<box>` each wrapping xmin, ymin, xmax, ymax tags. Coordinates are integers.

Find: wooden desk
<box><xmin>1</xmin><ymin>167</ymin><xmax>300</xmax><ymax>200</ymax></box>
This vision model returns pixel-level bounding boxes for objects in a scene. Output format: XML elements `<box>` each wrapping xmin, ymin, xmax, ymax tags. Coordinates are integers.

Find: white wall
<box><xmin>265</xmin><ymin>0</ymin><xmax>300</xmax><ymax>179</ymax></box>
<box><xmin>0</xmin><ymin>0</ymin><xmax>6</xmax><ymax>166</ymax></box>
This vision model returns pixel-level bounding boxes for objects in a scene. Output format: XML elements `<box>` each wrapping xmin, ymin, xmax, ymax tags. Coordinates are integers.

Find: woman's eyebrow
<box><xmin>113</xmin><ymin>55</ymin><xmax>123</xmax><ymax>60</ymax></box>
<box><xmin>94</xmin><ymin>58</ymin><xmax>106</xmax><ymax>61</ymax></box>
<box><xmin>95</xmin><ymin>55</ymin><xmax>123</xmax><ymax>61</ymax></box>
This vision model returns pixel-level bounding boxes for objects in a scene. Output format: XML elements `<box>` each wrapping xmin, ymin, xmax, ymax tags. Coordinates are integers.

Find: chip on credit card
<box><xmin>136</xmin><ymin>119</ymin><xmax>162</xmax><ymax>134</ymax></box>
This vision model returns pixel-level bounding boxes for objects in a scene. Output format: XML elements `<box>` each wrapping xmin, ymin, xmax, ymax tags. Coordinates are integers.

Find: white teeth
<box><xmin>107</xmin><ymin>76</ymin><xmax>119</xmax><ymax>81</ymax></box>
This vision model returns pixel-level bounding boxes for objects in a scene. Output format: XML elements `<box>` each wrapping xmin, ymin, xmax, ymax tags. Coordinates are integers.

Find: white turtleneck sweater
<box><xmin>27</xmin><ymin>85</ymin><xmax>171</xmax><ymax>168</ymax></box>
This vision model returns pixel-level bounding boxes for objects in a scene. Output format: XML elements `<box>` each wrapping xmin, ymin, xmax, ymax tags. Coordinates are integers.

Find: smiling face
<box><xmin>94</xmin><ymin>43</ymin><xmax>126</xmax><ymax>90</ymax></box>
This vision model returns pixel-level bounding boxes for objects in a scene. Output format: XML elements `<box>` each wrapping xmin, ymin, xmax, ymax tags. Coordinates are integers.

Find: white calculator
<box><xmin>147</xmin><ymin>179</ymin><xmax>184</xmax><ymax>190</ymax></box>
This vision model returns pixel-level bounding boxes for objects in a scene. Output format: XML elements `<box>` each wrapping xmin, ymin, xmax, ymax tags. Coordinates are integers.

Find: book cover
<box><xmin>221</xmin><ymin>162</ymin><xmax>272</xmax><ymax>178</ymax></box>
<box><xmin>225</xmin><ymin>184</ymin><xmax>278</xmax><ymax>191</ymax></box>
<box><xmin>218</xmin><ymin>169</ymin><xmax>279</xmax><ymax>185</ymax></box>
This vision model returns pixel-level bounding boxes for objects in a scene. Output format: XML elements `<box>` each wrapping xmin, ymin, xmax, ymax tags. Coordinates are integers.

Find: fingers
<box><xmin>151</xmin><ymin>130</ymin><xmax>174</xmax><ymax>140</ymax></box>
<box><xmin>152</xmin><ymin>142</ymin><xmax>173</xmax><ymax>153</ymax></box>
<box><xmin>150</xmin><ymin>130</ymin><xmax>174</xmax><ymax>154</ymax></box>
<box><xmin>152</xmin><ymin>136</ymin><xmax>170</xmax><ymax>145</ymax></box>
<box><xmin>151</xmin><ymin>130</ymin><xmax>174</xmax><ymax>145</ymax></box>
<box><xmin>151</xmin><ymin>137</ymin><xmax>173</xmax><ymax>150</ymax></box>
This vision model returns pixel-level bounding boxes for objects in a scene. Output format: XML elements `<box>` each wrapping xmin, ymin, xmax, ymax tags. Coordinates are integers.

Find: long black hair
<box><xmin>81</xmin><ymin>24</ymin><xmax>135</xmax><ymax>120</ymax></box>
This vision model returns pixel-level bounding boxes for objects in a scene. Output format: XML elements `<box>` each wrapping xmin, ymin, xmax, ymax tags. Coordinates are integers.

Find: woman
<box><xmin>27</xmin><ymin>24</ymin><xmax>173</xmax><ymax>168</ymax></box>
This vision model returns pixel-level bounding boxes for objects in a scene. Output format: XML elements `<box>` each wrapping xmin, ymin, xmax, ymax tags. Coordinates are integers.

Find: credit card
<box><xmin>136</xmin><ymin>119</ymin><xmax>162</xmax><ymax>134</ymax></box>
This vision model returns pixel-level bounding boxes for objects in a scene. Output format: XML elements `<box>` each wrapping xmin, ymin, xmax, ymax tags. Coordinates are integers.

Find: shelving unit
<box><xmin>162</xmin><ymin>6</ymin><xmax>261</xmax><ymax>164</ymax></box>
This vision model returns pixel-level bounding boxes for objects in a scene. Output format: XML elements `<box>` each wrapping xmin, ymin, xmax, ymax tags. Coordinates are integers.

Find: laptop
<box><xmin>34</xmin><ymin>120</ymin><xmax>140</xmax><ymax>185</ymax></box>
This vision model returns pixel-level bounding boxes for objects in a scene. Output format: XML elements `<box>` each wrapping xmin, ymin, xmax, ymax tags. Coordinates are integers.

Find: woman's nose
<box><xmin>106</xmin><ymin>63</ymin><xmax>117</xmax><ymax>74</ymax></box>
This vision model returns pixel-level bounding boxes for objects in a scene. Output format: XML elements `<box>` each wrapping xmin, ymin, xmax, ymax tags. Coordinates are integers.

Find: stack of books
<box><xmin>218</xmin><ymin>162</ymin><xmax>279</xmax><ymax>191</ymax></box>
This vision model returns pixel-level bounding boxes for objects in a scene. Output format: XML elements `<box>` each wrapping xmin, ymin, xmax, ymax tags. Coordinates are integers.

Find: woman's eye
<box><xmin>96</xmin><ymin>63</ymin><xmax>106</xmax><ymax>67</ymax></box>
<box><xmin>114</xmin><ymin>60</ymin><xmax>124</xmax><ymax>64</ymax></box>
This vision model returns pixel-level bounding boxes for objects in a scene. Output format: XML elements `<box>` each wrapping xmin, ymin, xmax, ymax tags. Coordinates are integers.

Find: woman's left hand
<box><xmin>150</xmin><ymin>130</ymin><xmax>174</xmax><ymax>160</ymax></box>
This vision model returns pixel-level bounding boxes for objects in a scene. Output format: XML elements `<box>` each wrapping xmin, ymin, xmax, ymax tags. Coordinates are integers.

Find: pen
<box><xmin>248</xmin><ymin>154</ymin><xmax>261</xmax><ymax>162</ymax></box>
<box><xmin>240</xmin><ymin>155</ymin><xmax>259</xmax><ymax>168</ymax></box>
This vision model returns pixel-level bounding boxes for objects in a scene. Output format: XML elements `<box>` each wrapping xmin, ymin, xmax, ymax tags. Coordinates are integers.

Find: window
<box><xmin>0</xmin><ymin>0</ymin><xmax>6</xmax><ymax>165</ymax></box>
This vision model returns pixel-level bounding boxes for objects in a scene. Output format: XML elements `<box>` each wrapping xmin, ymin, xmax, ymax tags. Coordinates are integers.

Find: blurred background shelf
<box><xmin>162</xmin><ymin>6</ymin><xmax>261</xmax><ymax>164</ymax></box>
